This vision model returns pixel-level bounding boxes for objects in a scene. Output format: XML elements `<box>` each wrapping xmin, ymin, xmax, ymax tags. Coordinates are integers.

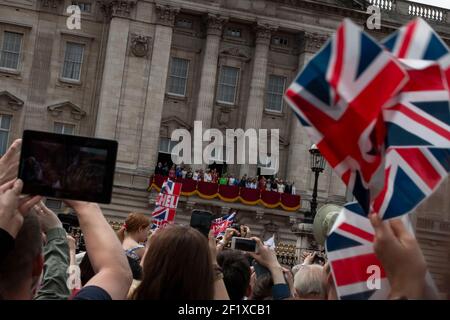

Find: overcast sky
<box><xmin>410</xmin><ymin>0</ymin><xmax>450</xmax><ymax>9</ymax></box>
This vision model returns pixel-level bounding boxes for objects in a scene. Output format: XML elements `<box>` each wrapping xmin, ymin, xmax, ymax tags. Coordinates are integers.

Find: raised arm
<box><xmin>66</xmin><ymin>201</ymin><xmax>132</xmax><ymax>300</ymax></box>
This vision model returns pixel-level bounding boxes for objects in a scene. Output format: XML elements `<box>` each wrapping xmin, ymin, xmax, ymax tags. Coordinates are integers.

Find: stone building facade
<box><xmin>0</xmin><ymin>0</ymin><xmax>449</xmax><ymax>296</ymax></box>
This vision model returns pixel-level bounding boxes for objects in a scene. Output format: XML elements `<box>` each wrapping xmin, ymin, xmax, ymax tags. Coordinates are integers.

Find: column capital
<box><xmin>298</xmin><ymin>31</ymin><xmax>329</xmax><ymax>54</ymax></box>
<box><xmin>254</xmin><ymin>22</ymin><xmax>278</xmax><ymax>45</ymax></box>
<box><xmin>99</xmin><ymin>0</ymin><xmax>136</xmax><ymax>19</ymax></box>
<box><xmin>155</xmin><ymin>3</ymin><xmax>180</xmax><ymax>27</ymax></box>
<box><xmin>205</xmin><ymin>13</ymin><xmax>228</xmax><ymax>36</ymax></box>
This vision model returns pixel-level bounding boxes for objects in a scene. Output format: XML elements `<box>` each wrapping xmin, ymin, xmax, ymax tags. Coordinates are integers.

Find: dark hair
<box><xmin>132</xmin><ymin>225</ymin><xmax>214</xmax><ymax>300</ymax></box>
<box><xmin>0</xmin><ymin>213</ymin><xmax>42</xmax><ymax>295</ymax></box>
<box><xmin>217</xmin><ymin>250</ymin><xmax>251</xmax><ymax>300</ymax></box>
<box><xmin>251</xmin><ymin>273</ymin><xmax>273</xmax><ymax>300</ymax></box>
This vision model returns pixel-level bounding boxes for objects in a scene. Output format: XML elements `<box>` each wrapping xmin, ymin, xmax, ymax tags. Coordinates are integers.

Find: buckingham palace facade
<box><xmin>0</xmin><ymin>0</ymin><xmax>449</xmax><ymax>296</ymax></box>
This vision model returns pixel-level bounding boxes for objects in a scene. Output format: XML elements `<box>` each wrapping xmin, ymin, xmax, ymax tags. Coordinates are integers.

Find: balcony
<box><xmin>148</xmin><ymin>175</ymin><xmax>301</xmax><ymax>212</ymax></box>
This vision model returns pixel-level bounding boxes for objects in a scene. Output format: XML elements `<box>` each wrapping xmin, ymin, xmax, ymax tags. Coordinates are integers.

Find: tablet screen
<box><xmin>18</xmin><ymin>130</ymin><xmax>118</xmax><ymax>203</ymax></box>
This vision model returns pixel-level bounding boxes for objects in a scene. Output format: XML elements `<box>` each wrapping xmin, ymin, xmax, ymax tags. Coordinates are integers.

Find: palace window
<box><xmin>225</xmin><ymin>28</ymin><xmax>241</xmax><ymax>38</ymax></box>
<box><xmin>272</xmin><ymin>36</ymin><xmax>289</xmax><ymax>47</ymax></box>
<box><xmin>54</xmin><ymin>122</ymin><xmax>75</xmax><ymax>135</ymax></box>
<box><xmin>266</xmin><ymin>75</ymin><xmax>286</xmax><ymax>112</ymax></box>
<box><xmin>61</xmin><ymin>42</ymin><xmax>84</xmax><ymax>81</ymax></box>
<box><xmin>0</xmin><ymin>114</ymin><xmax>12</xmax><ymax>155</ymax></box>
<box><xmin>216</xmin><ymin>66</ymin><xmax>239</xmax><ymax>105</ymax></box>
<box><xmin>167</xmin><ymin>57</ymin><xmax>189</xmax><ymax>96</ymax></box>
<box><xmin>71</xmin><ymin>2</ymin><xmax>92</xmax><ymax>13</ymax></box>
<box><xmin>175</xmin><ymin>18</ymin><xmax>193</xmax><ymax>29</ymax></box>
<box><xmin>0</xmin><ymin>31</ymin><xmax>23</xmax><ymax>70</ymax></box>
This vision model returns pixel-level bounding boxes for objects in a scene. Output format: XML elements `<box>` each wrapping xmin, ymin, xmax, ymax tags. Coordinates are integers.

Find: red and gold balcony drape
<box><xmin>149</xmin><ymin>175</ymin><xmax>301</xmax><ymax>212</ymax></box>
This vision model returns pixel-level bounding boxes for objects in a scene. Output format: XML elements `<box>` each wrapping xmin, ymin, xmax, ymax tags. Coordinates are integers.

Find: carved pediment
<box><xmin>160</xmin><ymin>116</ymin><xmax>191</xmax><ymax>137</ymax></box>
<box><xmin>0</xmin><ymin>91</ymin><xmax>24</xmax><ymax>111</ymax></box>
<box><xmin>220</xmin><ymin>47</ymin><xmax>251</xmax><ymax>62</ymax></box>
<box><xmin>47</xmin><ymin>101</ymin><xmax>86</xmax><ymax>120</ymax></box>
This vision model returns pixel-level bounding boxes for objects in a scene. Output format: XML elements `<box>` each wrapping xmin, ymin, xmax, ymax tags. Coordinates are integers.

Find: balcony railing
<box><xmin>368</xmin><ymin>0</ymin><xmax>449</xmax><ymax>23</ymax></box>
<box><xmin>149</xmin><ymin>174</ymin><xmax>301</xmax><ymax>212</ymax></box>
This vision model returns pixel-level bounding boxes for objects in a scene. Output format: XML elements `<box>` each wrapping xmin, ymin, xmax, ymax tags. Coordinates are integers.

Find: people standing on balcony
<box><xmin>162</xmin><ymin>162</ymin><xmax>169</xmax><ymax>177</ymax></box>
<box><xmin>154</xmin><ymin>162</ymin><xmax>163</xmax><ymax>176</ymax></box>
<box><xmin>176</xmin><ymin>165</ymin><xmax>183</xmax><ymax>179</ymax></box>
<box><xmin>168</xmin><ymin>165</ymin><xmax>176</xmax><ymax>180</ymax></box>
<box><xmin>266</xmin><ymin>178</ymin><xmax>272</xmax><ymax>191</ymax></box>
<box><xmin>186</xmin><ymin>168</ymin><xmax>193</xmax><ymax>179</ymax></box>
<box><xmin>271</xmin><ymin>179</ymin><xmax>278</xmax><ymax>192</ymax></box>
<box><xmin>193</xmin><ymin>170</ymin><xmax>199</xmax><ymax>181</ymax></box>
<box><xmin>214</xmin><ymin>169</ymin><xmax>220</xmax><ymax>183</ymax></box>
<box><xmin>259</xmin><ymin>176</ymin><xmax>266</xmax><ymax>190</ymax></box>
<box><xmin>181</xmin><ymin>167</ymin><xmax>187</xmax><ymax>179</ymax></box>
<box><xmin>291</xmin><ymin>183</ymin><xmax>296</xmax><ymax>195</ymax></box>
<box><xmin>277</xmin><ymin>179</ymin><xmax>285</xmax><ymax>193</ymax></box>
<box><xmin>284</xmin><ymin>181</ymin><xmax>292</xmax><ymax>194</ymax></box>
<box><xmin>228</xmin><ymin>174</ymin><xmax>235</xmax><ymax>186</ymax></box>
<box><xmin>204</xmin><ymin>169</ymin><xmax>212</xmax><ymax>182</ymax></box>
<box><xmin>239</xmin><ymin>175</ymin><xmax>247</xmax><ymax>188</ymax></box>
<box><xmin>219</xmin><ymin>174</ymin><xmax>228</xmax><ymax>185</ymax></box>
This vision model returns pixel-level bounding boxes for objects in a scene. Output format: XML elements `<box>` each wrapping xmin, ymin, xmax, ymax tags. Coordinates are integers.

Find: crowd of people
<box><xmin>155</xmin><ymin>162</ymin><xmax>296</xmax><ymax>195</ymax></box>
<box><xmin>0</xmin><ymin>139</ymin><xmax>439</xmax><ymax>300</ymax></box>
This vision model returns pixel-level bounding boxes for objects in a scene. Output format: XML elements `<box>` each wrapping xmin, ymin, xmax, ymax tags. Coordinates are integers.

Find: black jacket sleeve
<box><xmin>0</xmin><ymin>228</ymin><xmax>15</xmax><ymax>264</ymax></box>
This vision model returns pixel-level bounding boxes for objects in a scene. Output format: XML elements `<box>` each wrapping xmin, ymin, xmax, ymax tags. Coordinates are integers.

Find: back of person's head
<box><xmin>250</xmin><ymin>273</ymin><xmax>273</xmax><ymax>300</ymax></box>
<box><xmin>294</xmin><ymin>265</ymin><xmax>326</xmax><ymax>299</ymax></box>
<box><xmin>132</xmin><ymin>225</ymin><xmax>214</xmax><ymax>300</ymax></box>
<box><xmin>217</xmin><ymin>250</ymin><xmax>251</xmax><ymax>300</ymax></box>
<box><xmin>0</xmin><ymin>212</ymin><xmax>43</xmax><ymax>299</ymax></box>
<box><xmin>117</xmin><ymin>212</ymin><xmax>150</xmax><ymax>243</ymax></box>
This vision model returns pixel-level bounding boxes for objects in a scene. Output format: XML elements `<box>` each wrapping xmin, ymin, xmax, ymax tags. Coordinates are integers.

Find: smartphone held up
<box><xmin>230</xmin><ymin>237</ymin><xmax>258</xmax><ymax>253</ymax></box>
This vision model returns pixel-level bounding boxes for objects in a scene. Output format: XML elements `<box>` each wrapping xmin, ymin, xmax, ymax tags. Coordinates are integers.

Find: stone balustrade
<box><xmin>368</xmin><ymin>0</ymin><xmax>449</xmax><ymax>23</ymax></box>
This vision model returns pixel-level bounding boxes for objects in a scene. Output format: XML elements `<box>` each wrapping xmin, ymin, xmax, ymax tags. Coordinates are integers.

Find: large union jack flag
<box><xmin>285</xmin><ymin>19</ymin><xmax>408</xmax><ymax>214</ymax></box>
<box><xmin>151</xmin><ymin>179</ymin><xmax>182</xmax><ymax>230</ymax></box>
<box><xmin>375</xmin><ymin>18</ymin><xmax>450</xmax><ymax>219</ymax></box>
<box><xmin>286</xmin><ymin>18</ymin><xmax>450</xmax><ymax>219</ymax></box>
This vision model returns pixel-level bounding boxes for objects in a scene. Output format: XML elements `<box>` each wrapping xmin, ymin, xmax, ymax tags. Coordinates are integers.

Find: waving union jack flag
<box><xmin>151</xmin><ymin>179</ymin><xmax>182</xmax><ymax>230</ymax></box>
<box><xmin>375</xmin><ymin>18</ymin><xmax>450</xmax><ymax>219</ymax></box>
<box><xmin>285</xmin><ymin>19</ymin><xmax>408</xmax><ymax>214</ymax></box>
<box><xmin>325</xmin><ymin>202</ymin><xmax>419</xmax><ymax>299</ymax></box>
<box><xmin>211</xmin><ymin>212</ymin><xmax>236</xmax><ymax>238</ymax></box>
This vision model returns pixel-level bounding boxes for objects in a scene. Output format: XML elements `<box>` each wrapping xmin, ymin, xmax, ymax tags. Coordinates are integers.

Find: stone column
<box><xmin>194</xmin><ymin>14</ymin><xmax>227</xmax><ymax>127</ymax></box>
<box><xmin>239</xmin><ymin>22</ymin><xmax>276</xmax><ymax>178</ymax></box>
<box><xmin>286</xmin><ymin>32</ymin><xmax>328</xmax><ymax>193</ymax></box>
<box><xmin>95</xmin><ymin>1</ymin><xmax>136</xmax><ymax>139</ymax></box>
<box><xmin>192</xmin><ymin>14</ymin><xmax>227</xmax><ymax>170</ymax></box>
<box><xmin>136</xmin><ymin>4</ymin><xmax>178</xmax><ymax>173</ymax></box>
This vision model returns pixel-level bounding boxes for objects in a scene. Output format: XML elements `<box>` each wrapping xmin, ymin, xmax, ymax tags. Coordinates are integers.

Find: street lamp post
<box><xmin>308</xmin><ymin>144</ymin><xmax>326</xmax><ymax>223</ymax></box>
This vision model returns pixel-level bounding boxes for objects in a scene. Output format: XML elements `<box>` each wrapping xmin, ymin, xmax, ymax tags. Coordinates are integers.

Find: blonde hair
<box><xmin>117</xmin><ymin>213</ymin><xmax>150</xmax><ymax>243</ymax></box>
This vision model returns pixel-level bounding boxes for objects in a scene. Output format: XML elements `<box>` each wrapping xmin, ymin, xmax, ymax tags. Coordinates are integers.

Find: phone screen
<box><xmin>233</xmin><ymin>238</ymin><xmax>257</xmax><ymax>252</ymax></box>
<box><xmin>190</xmin><ymin>210</ymin><xmax>213</xmax><ymax>237</ymax></box>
